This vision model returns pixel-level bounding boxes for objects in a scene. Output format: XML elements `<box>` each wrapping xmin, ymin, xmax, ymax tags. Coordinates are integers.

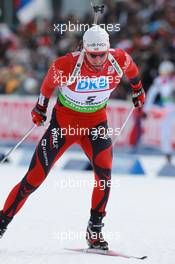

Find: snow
<box><xmin>1</xmin><ymin>160</ymin><xmax>175</xmax><ymax>264</ymax></box>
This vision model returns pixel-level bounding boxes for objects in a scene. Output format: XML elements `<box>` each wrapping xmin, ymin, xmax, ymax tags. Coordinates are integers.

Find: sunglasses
<box><xmin>88</xmin><ymin>53</ymin><xmax>106</xmax><ymax>58</ymax></box>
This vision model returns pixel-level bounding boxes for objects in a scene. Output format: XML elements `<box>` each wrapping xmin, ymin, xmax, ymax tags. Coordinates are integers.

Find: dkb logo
<box><xmin>76</xmin><ymin>77</ymin><xmax>109</xmax><ymax>92</ymax></box>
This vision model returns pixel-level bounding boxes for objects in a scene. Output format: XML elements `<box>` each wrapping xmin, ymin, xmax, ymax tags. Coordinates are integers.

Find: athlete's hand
<box><xmin>31</xmin><ymin>103</ymin><xmax>47</xmax><ymax>126</ymax></box>
<box><xmin>132</xmin><ymin>88</ymin><xmax>145</xmax><ymax>107</ymax></box>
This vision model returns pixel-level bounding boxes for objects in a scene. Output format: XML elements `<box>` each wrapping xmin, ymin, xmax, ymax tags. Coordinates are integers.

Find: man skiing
<box><xmin>0</xmin><ymin>25</ymin><xmax>145</xmax><ymax>250</ymax></box>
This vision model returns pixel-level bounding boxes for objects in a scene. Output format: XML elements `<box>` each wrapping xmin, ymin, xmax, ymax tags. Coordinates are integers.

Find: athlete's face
<box><xmin>85</xmin><ymin>51</ymin><xmax>108</xmax><ymax>69</ymax></box>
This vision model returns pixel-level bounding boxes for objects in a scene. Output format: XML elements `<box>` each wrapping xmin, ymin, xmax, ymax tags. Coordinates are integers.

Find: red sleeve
<box><xmin>40</xmin><ymin>53</ymin><xmax>72</xmax><ymax>98</ymax></box>
<box><xmin>121</xmin><ymin>50</ymin><xmax>139</xmax><ymax>78</ymax></box>
<box><xmin>114</xmin><ymin>49</ymin><xmax>142</xmax><ymax>90</ymax></box>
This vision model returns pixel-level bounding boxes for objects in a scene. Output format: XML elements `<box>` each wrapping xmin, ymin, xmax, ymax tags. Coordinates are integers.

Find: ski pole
<box><xmin>91</xmin><ymin>0</ymin><xmax>104</xmax><ymax>25</ymax></box>
<box><xmin>112</xmin><ymin>106</ymin><xmax>135</xmax><ymax>146</ymax></box>
<box><xmin>0</xmin><ymin>124</ymin><xmax>36</xmax><ymax>164</ymax></box>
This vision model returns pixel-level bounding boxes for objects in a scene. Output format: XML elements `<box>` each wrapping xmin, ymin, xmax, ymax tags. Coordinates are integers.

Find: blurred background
<box><xmin>0</xmin><ymin>0</ymin><xmax>175</xmax><ymax>175</ymax></box>
<box><xmin>1</xmin><ymin>3</ymin><xmax>175</xmax><ymax>260</ymax></box>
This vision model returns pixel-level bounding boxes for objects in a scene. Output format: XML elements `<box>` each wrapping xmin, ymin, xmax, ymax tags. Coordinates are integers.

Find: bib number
<box><xmin>85</xmin><ymin>96</ymin><xmax>96</xmax><ymax>104</ymax></box>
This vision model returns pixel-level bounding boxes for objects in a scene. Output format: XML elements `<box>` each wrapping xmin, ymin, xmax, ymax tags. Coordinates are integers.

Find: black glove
<box><xmin>31</xmin><ymin>95</ymin><xmax>49</xmax><ymax>126</ymax></box>
<box><xmin>132</xmin><ymin>87</ymin><xmax>145</xmax><ymax>107</ymax></box>
<box><xmin>31</xmin><ymin>104</ymin><xmax>47</xmax><ymax>126</ymax></box>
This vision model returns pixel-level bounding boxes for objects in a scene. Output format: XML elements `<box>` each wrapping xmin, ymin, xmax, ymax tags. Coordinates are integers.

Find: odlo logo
<box><xmin>51</xmin><ymin>128</ymin><xmax>59</xmax><ymax>149</ymax></box>
<box><xmin>76</xmin><ymin>77</ymin><xmax>109</xmax><ymax>92</ymax></box>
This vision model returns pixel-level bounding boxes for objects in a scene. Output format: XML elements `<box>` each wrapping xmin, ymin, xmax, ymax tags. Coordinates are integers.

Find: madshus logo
<box><xmin>87</xmin><ymin>42</ymin><xmax>106</xmax><ymax>47</ymax></box>
<box><xmin>51</xmin><ymin>128</ymin><xmax>59</xmax><ymax>149</ymax></box>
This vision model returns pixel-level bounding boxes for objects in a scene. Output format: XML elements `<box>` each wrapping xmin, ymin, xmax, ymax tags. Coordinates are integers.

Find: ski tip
<box><xmin>140</xmin><ymin>256</ymin><xmax>148</xmax><ymax>260</ymax></box>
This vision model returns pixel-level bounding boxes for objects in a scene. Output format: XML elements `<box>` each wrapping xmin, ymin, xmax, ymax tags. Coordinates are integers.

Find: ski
<box><xmin>64</xmin><ymin>248</ymin><xmax>147</xmax><ymax>260</ymax></box>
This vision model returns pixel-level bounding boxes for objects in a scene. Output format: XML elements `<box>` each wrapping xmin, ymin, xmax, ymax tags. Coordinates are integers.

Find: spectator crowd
<box><xmin>0</xmin><ymin>0</ymin><xmax>174</xmax><ymax>99</ymax></box>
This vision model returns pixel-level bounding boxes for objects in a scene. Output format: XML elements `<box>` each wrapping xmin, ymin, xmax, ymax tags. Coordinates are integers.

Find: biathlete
<box><xmin>0</xmin><ymin>25</ymin><xmax>145</xmax><ymax>250</ymax></box>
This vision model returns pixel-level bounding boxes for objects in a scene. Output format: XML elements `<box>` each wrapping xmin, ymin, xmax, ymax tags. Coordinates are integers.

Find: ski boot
<box><xmin>86</xmin><ymin>209</ymin><xmax>108</xmax><ymax>250</ymax></box>
<box><xmin>0</xmin><ymin>211</ymin><xmax>12</xmax><ymax>238</ymax></box>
